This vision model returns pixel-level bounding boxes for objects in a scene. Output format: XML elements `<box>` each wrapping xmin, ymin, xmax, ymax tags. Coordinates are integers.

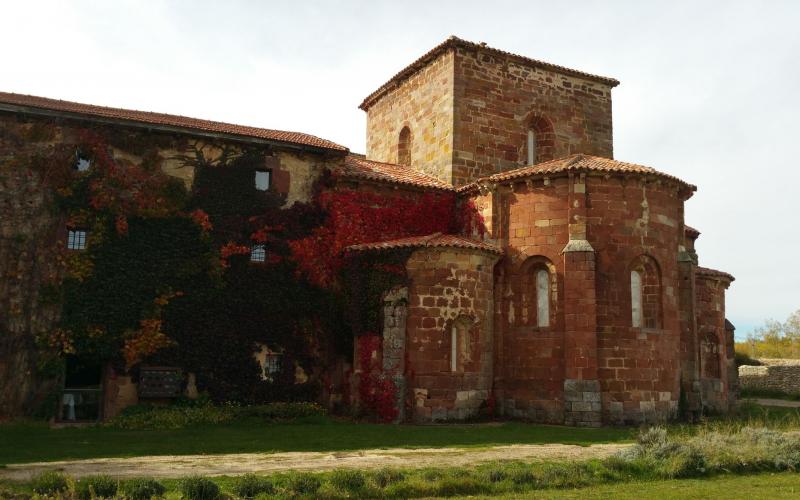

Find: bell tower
<box><xmin>360</xmin><ymin>36</ymin><xmax>619</xmax><ymax>187</ymax></box>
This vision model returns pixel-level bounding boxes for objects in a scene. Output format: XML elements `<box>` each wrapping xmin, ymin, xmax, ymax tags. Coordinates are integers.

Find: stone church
<box><xmin>0</xmin><ymin>37</ymin><xmax>736</xmax><ymax>425</ymax></box>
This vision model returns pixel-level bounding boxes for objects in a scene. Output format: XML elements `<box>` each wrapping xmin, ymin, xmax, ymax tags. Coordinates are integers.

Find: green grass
<box><xmin>489</xmin><ymin>472</ymin><xmax>800</xmax><ymax>499</ymax></box>
<box><xmin>0</xmin><ymin>417</ymin><xmax>632</xmax><ymax>465</ymax></box>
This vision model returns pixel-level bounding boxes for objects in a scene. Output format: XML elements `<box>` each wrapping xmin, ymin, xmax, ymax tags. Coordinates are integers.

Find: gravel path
<box><xmin>0</xmin><ymin>443</ymin><xmax>629</xmax><ymax>480</ymax></box>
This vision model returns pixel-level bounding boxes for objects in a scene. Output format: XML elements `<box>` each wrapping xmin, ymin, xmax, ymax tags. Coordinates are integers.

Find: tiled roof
<box><xmin>695</xmin><ymin>266</ymin><xmax>735</xmax><ymax>282</ymax></box>
<box><xmin>346</xmin><ymin>232</ymin><xmax>502</xmax><ymax>255</ymax></box>
<box><xmin>336</xmin><ymin>154</ymin><xmax>453</xmax><ymax>190</ymax></box>
<box><xmin>0</xmin><ymin>91</ymin><xmax>348</xmax><ymax>152</ymax></box>
<box><xmin>685</xmin><ymin>225</ymin><xmax>701</xmax><ymax>238</ymax></box>
<box><xmin>459</xmin><ymin>154</ymin><xmax>696</xmax><ymax>193</ymax></box>
<box><xmin>360</xmin><ymin>36</ymin><xmax>619</xmax><ymax>110</ymax></box>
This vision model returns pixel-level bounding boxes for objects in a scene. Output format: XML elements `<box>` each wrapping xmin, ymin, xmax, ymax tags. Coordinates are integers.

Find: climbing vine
<box><xmin>9</xmin><ymin>118</ymin><xmax>484</xmax><ymax>416</ymax></box>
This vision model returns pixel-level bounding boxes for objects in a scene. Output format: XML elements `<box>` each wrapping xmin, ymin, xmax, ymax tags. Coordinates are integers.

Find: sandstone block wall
<box><xmin>365</xmin><ymin>51</ymin><xmax>455</xmax><ymax>183</ymax></box>
<box><xmin>404</xmin><ymin>247</ymin><xmax>498</xmax><ymax>421</ymax></box>
<box><xmin>739</xmin><ymin>359</ymin><xmax>800</xmax><ymax>394</ymax></box>
<box><xmin>695</xmin><ymin>275</ymin><xmax>733</xmax><ymax>412</ymax></box>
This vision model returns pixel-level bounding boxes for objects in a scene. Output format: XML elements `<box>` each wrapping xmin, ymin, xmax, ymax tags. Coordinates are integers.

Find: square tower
<box><xmin>361</xmin><ymin>37</ymin><xmax>619</xmax><ymax>187</ymax></box>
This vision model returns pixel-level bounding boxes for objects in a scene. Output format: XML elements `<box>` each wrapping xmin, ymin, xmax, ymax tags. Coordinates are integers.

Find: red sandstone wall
<box><xmin>589</xmin><ymin>176</ymin><xmax>685</xmax><ymax>423</ymax></box>
<box><xmin>487</xmin><ymin>178</ymin><xmax>571</xmax><ymax>422</ymax></box>
<box><xmin>452</xmin><ymin>47</ymin><xmax>614</xmax><ymax>186</ymax></box>
<box><xmin>404</xmin><ymin>247</ymin><xmax>497</xmax><ymax>421</ymax></box>
<box><xmin>695</xmin><ymin>275</ymin><xmax>732</xmax><ymax>412</ymax></box>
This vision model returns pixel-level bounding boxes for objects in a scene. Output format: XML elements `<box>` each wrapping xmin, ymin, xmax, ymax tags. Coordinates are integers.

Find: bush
<box><xmin>286</xmin><ymin>473</ymin><xmax>320</xmax><ymax>496</ymax></box>
<box><xmin>434</xmin><ymin>476</ymin><xmax>482</xmax><ymax>496</ymax></box>
<box><xmin>371</xmin><ymin>468</ymin><xmax>405</xmax><ymax>489</ymax></box>
<box><xmin>510</xmin><ymin>469</ymin><xmax>535</xmax><ymax>486</ymax></box>
<box><xmin>30</xmin><ymin>471</ymin><xmax>69</xmax><ymax>496</ymax></box>
<box><xmin>328</xmin><ymin>469</ymin><xmax>366</xmax><ymax>492</ymax></box>
<box><xmin>486</xmin><ymin>468</ymin><xmax>506</xmax><ymax>483</ymax></box>
<box><xmin>232</xmin><ymin>474</ymin><xmax>274</xmax><ymax>498</ymax></box>
<box><xmin>119</xmin><ymin>478</ymin><xmax>166</xmax><ymax>500</ymax></box>
<box><xmin>233</xmin><ymin>402</ymin><xmax>326</xmax><ymax>421</ymax></box>
<box><xmin>107</xmin><ymin>403</ymin><xmax>235</xmax><ymax>430</ymax></box>
<box><xmin>75</xmin><ymin>475</ymin><xmax>118</xmax><ymax>499</ymax></box>
<box><xmin>180</xmin><ymin>476</ymin><xmax>220</xmax><ymax>500</ymax></box>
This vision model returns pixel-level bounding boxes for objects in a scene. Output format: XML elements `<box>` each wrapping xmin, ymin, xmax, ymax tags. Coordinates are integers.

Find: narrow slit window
<box><xmin>536</xmin><ymin>269</ymin><xmax>550</xmax><ymax>327</ymax></box>
<box><xmin>250</xmin><ymin>244</ymin><xmax>266</xmax><ymax>262</ymax></box>
<box><xmin>255</xmin><ymin>170</ymin><xmax>271</xmax><ymax>191</ymax></box>
<box><xmin>631</xmin><ymin>270</ymin><xmax>643</xmax><ymax>327</ymax></box>
<box><xmin>67</xmin><ymin>229</ymin><xmax>87</xmax><ymax>250</ymax></box>
<box><xmin>527</xmin><ymin>129</ymin><xmax>536</xmax><ymax>165</ymax></box>
<box><xmin>265</xmin><ymin>353</ymin><xmax>281</xmax><ymax>376</ymax></box>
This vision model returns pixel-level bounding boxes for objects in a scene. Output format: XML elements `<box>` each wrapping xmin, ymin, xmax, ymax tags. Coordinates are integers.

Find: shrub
<box><xmin>107</xmin><ymin>403</ymin><xmax>235</xmax><ymax>430</ymax></box>
<box><xmin>735</xmin><ymin>351</ymin><xmax>762</xmax><ymax>366</ymax></box>
<box><xmin>232</xmin><ymin>474</ymin><xmax>274</xmax><ymax>498</ymax></box>
<box><xmin>371</xmin><ymin>468</ymin><xmax>405</xmax><ymax>489</ymax></box>
<box><xmin>119</xmin><ymin>478</ymin><xmax>166</xmax><ymax>500</ymax></box>
<box><xmin>434</xmin><ymin>476</ymin><xmax>482</xmax><ymax>497</ymax></box>
<box><xmin>286</xmin><ymin>473</ymin><xmax>320</xmax><ymax>496</ymax></box>
<box><xmin>328</xmin><ymin>469</ymin><xmax>366</xmax><ymax>492</ymax></box>
<box><xmin>486</xmin><ymin>468</ymin><xmax>507</xmax><ymax>483</ymax></box>
<box><xmin>75</xmin><ymin>475</ymin><xmax>118</xmax><ymax>499</ymax></box>
<box><xmin>510</xmin><ymin>469</ymin><xmax>535</xmax><ymax>486</ymax></box>
<box><xmin>233</xmin><ymin>402</ymin><xmax>326</xmax><ymax>421</ymax></box>
<box><xmin>30</xmin><ymin>471</ymin><xmax>69</xmax><ymax>496</ymax></box>
<box><xmin>180</xmin><ymin>476</ymin><xmax>220</xmax><ymax>500</ymax></box>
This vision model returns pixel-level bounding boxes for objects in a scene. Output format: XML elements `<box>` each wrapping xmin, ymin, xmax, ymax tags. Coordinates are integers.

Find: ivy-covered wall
<box><xmin>0</xmin><ymin>111</ymin><xmax>480</xmax><ymax>419</ymax></box>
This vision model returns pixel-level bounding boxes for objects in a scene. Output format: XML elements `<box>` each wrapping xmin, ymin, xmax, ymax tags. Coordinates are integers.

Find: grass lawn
<box><xmin>0</xmin><ymin>417</ymin><xmax>633</xmax><ymax>465</ymax></box>
<box><xmin>500</xmin><ymin>472</ymin><xmax>800</xmax><ymax>499</ymax></box>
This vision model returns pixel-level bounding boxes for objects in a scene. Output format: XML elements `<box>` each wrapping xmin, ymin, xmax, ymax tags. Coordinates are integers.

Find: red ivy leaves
<box><xmin>289</xmin><ymin>190</ymin><xmax>480</xmax><ymax>288</ymax></box>
<box><xmin>219</xmin><ymin>242</ymin><xmax>250</xmax><ymax>268</ymax></box>
<box><xmin>190</xmin><ymin>209</ymin><xmax>213</xmax><ymax>232</ymax></box>
<box><xmin>357</xmin><ymin>335</ymin><xmax>399</xmax><ymax>423</ymax></box>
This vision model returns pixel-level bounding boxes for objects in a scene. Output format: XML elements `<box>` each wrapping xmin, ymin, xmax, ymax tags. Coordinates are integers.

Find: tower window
<box><xmin>67</xmin><ymin>229</ymin><xmax>87</xmax><ymax>250</ymax></box>
<box><xmin>255</xmin><ymin>170</ymin><xmax>271</xmax><ymax>191</ymax></box>
<box><xmin>527</xmin><ymin>130</ymin><xmax>537</xmax><ymax>166</ymax></box>
<box><xmin>630</xmin><ymin>255</ymin><xmax>662</xmax><ymax>329</ymax></box>
<box><xmin>398</xmin><ymin>126</ymin><xmax>412</xmax><ymax>166</ymax></box>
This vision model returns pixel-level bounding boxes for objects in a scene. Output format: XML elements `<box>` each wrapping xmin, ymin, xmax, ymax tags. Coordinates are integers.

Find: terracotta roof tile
<box><xmin>458</xmin><ymin>154</ymin><xmax>696</xmax><ymax>193</ymax></box>
<box><xmin>336</xmin><ymin>154</ymin><xmax>453</xmax><ymax>190</ymax></box>
<box><xmin>695</xmin><ymin>266</ymin><xmax>735</xmax><ymax>282</ymax></box>
<box><xmin>346</xmin><ymin>232</ymin><xmax>502</xmax><ymax>255</ymax></box>
<box><xmin>360</xmin><ymin>36</ymin><xmax>619</xmax><ymax>110</ymax></box>
<box><xmin>0</xmin><ymin>91</ymin><xmax>348</xmax><ymax>152</ymax></box>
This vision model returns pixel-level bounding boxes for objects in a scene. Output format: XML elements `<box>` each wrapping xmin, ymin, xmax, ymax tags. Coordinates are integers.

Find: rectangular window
<box><xmin>67</xmin><ymin>229</ymin><xmax>87</xmax><ymax>250</ymax></box>
<box><xmin>265</xmin><ymin>353</ymin><xmax>281</xmax><ymax>375</ymax></box>
<box><xmin>250</xmin><ymin>244</ymin><xmax>266</xmax><ymax>262</ymax></box>
<box><xmin>255</xmin><ymin>170</ymin><xmax>271</xmax><ymax>191</ymax></box>
<box><xmin>75</xmin><ymin>156</ymin><xmax>91</xmax><ymax>172</ymax></box>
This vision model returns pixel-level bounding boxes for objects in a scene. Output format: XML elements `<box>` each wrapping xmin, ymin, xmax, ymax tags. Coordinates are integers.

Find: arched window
<box><xmin>517</xmin><ymin>257</ymin><xmax>556</xmax><ymax>329</ymax></box>
<box><xmin>527</xmin><ymin>129</ymin><xmax>537</xmax><ymax>166</ymax></box>
<box><xmin>536</xmin><ymin>268</ymin><xmax>550</xmax><ymax>327</ymax></box>
<box><xmin>630</xmin><ymin>255</ymin><xmax>662</xmax><ymax>329</ymax></box>
<box><xmin>398</xmin><ymin>126</ymin><xmax>412</xmax><ymax>166</ymax></box>
<box><xmin>631</xmin><ymin>270</ymin><xmax>643</xmax><ymax>328</ymax></box>
<box><xmin>524</xmin><ymin>115</ymin><xmax>555</xmax><ymax>165</ymax></box>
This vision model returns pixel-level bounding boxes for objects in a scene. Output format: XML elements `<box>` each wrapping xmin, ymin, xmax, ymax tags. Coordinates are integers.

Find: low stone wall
<box><xmin>739</xmin><ymin>358</ymin><xmax>800</xmax><ymax>394</ymax></box>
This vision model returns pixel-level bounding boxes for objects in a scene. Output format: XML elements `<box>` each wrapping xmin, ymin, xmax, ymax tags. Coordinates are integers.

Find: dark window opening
<box><xmin>67</xmin><ymin>229</ymin><xmax>87</xmax><ymax>250</ymax></box>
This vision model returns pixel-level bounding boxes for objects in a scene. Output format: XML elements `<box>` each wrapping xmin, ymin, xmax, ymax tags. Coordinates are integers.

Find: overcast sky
<box><xmin>3</xmin><ymin>0</ymin><xmax>798</xmax><ymax>339</ymax></box>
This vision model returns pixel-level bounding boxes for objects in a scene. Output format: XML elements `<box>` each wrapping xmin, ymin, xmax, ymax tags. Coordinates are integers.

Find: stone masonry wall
<box><xmin>0</xmin><ymin>111</ymin><xmax>333</xmax><ymax>417</ymax></box>
<box><xmin>695</xmin><ymin>275</ymin><xmax>733</xmax><ymax>412</ymax></box>
<box><xmin>488</xmin><ymin>178</ymin><xmax>570</xmax><ymax>423</ymax></box>
<box><xmin>365</xmin><ymin>50</ymin><xmax>455</xmax><ymax>183</ymax></box>
<box><xmin>739</xmin><ymin>359</ymin><xmax>800</xmax><ymax>394</ymax></box>
<box><xmin>451</xmin><ymin>46</ymin><xmax>614</xmax><ymax>186</ymax></box>
<box><xmin>405</xmin><ymin>247</ymin><xmax>498</xmax><ymax>421</ymax></box>
<box><xmin>589</xmin><ymin>175</ymin><xmax>685</xmax><ymax>424</ymax></box>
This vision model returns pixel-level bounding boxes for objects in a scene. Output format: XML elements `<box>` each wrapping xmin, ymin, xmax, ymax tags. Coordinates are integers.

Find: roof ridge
<box><xmin>360</xmin><ymin>37</ymin><xmax>619</xmax><ymax>110</ymax></box>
